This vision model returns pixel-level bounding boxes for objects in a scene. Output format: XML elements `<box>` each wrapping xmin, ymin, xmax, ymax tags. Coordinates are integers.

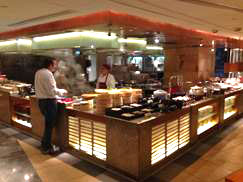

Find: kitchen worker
<box><xmin>35</xmin><ymin>56</ymin><xmax>67</xmax><ymax>154</ymax></box>
<box><xmin>96</xmin><ymin>64</ymin><xmax>116</xmax><ymax>89</ymax></box>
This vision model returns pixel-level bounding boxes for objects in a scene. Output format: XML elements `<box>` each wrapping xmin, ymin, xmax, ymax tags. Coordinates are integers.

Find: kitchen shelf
<box><xmin>13</xmin><ymin>118</ymin><xmax>32</xmax><ymax>128</ymax></box>
<box><xmin>224</xmin><ymin>104</ymin><xmax>235</xmax><ymax>111</ymax></box>
<box><xmin>15</xmin><ymin>111</ymin><xmax>31</xmax><ymax>118</ymax></box>
<box><xmin>224</xmin><ymin>110</ymin><xmax>237</xmax><ymax>120</ymax></box>
<box><xmin>198</xmin><ymin>112</ymin><xmax>217</xmax><ymax>123</ymax></box>
<box><xmin>197</xmin><ymin>121</ymin><xmax>218</xmax><ymax>135</ymax></box>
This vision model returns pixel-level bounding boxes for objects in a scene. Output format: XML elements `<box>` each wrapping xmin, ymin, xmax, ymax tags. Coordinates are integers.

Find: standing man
<box><xmin>35</xmin><ymin>56</ymin><xmax>67</xmax><ymax>154</ymax></box>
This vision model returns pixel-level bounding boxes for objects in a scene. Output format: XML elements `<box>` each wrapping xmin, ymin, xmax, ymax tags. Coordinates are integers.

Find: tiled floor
<box><xmin>1</xmin><ymin>118</ymin><xmax>243</xmax><ymax>182</ymax></box>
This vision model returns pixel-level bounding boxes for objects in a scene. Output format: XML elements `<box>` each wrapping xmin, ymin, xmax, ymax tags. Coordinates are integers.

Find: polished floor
<box><xmin>1</xmin><ymin>118</ymin><xmax>243</xmax><ymax>182</ymax></box>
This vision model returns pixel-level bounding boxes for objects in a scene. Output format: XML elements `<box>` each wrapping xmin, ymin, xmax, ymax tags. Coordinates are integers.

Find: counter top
<box><xmin>11</xmin><ymin>94</ymin><xmax>30</xmax><ymax>101</ymax></box>
<box><xmin>48</xmin><ymin>89</ymin><xmax>243</xmax><ymax>125</ymax></box>
<box><xmin>66</xmin><ymin>105</ymin><xmax>191</xmax><ymax>125</ymax></box>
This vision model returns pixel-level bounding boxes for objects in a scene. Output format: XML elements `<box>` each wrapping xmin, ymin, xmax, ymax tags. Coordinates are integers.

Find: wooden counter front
<box><xmin>63</xmin><ymin>92</ymin><xmax>243</xmax><ymax>181</ymax></box>
<box><xmin>65</xmin><ymin>106</ymin><xmax>191</xmax><ymax>181</ymax></box>
<box><xmin>1</xmin><ymin>90</ymin><xmax>243</xmax><ymax>181</ymax></box>
<box><xmin>0</xmin><ymin>90</ymin><xmax>11</xmax><ymax>124</ymax></box>
<box><xmin>30</xmin><ymin>96</ymin><xmax>68</xmax><ymax>150</ymax></box>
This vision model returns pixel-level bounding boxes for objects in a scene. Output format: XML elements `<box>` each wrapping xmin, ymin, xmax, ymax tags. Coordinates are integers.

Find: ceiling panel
<box><xmin>0</xmin><ymin>0</ymin><xmax>67</xmax><ymax>27</ymax></box>
<box><xmin>0</xmin><ymin>0</ymin><xmax>242</xmax><ymax>38</ymax></box>
<box><xmin>200</xmin><ymin>0</ymin><xmax>243</xmax><ymax>10</ymax></box>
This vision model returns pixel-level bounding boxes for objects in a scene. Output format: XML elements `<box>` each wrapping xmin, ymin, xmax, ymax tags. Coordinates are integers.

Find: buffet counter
<box><xmin>0</xmin><ymin>88</ymin><xmax>243</xmax><ymax>181</ymax></box>
<box><xmin>65</xmin><ymin>106</ymin><xmax>191</xmax><ymax>180</ymax></box>
<box><xmin>63</xmin><ymin>89</ymin><xmax>243</xmax><ymax>181</ymax></box>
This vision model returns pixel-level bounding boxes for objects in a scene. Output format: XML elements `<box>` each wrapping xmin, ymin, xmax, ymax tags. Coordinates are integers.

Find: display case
<box><xmin>11</xmin><ymin>95</ymin><xmax>32</xmax><ymax>132</ymax></box>
<box><xmin>197</xmin><ymin>103</ymin><xmax>219</xmax><ymax>135</ymax></box>
<box><xmin>224</xmin><ymin>95</ymin><xmax>238</xmax><ymax>120</ymax></box>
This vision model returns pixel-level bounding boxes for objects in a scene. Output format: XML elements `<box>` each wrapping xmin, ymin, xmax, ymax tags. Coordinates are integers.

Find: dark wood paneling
<box><xmin>30</xmin><ymin>96</ymin><xmax>44</xmax><ymax>139</ymax></box>
<box><xmin>224</xmin><ymin>63</ymin><xmax>243</xmax><ymax>72</ymax></box>
<box><xmin>30</xmin><ymin>96</ymin><xmax>66</xmax><ymax>148</ymax></box>
<box><xmin>138</xmin><ymin>122</ymin><xmax>152</xmax><ymax>177</ymax></box>
<box><xmin>0</xmin><ymin>91</ymin><xmax>11</xmax><ymax>124</ymax></box>
<box><xmin>106</xmin><ymin>119</ymin><xmax>140</xmax><ymax>177</ymax></box>
<box><xmin>218</xmin><ymin>95</ymin><xmax>225</xmax><ymax>125</ymax></box>
<box><xmin>238</xmin><ymin>91</ymin><xmax>243</xmax><ymax>114</ymax></box>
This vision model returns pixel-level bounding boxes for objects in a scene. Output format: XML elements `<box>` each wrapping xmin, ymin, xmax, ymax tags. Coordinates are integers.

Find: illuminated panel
<box><xmin>224</xmin><ymin>96</ymin><xmax>237</xmax><ymax>120</ymax></box>
<box><xmin>12</xmin><ymin>117</ymin><xmax>32</xmax><ymax>128</ymax></box>
<box><xmin>93</xmin><ymin>122</ymin><xmax>106</xmax><ymax>160</ymax></box>
<box><xmin>151</xmin><ymin>114</ymin><xmax>191</xmax><ymax>165</ymax></box>
<box><xmin>151</xmin><ymin>123</ymin><xmax>166</xmax><ymax>165</ymax></box>
<box><xmin>166</xmin><ymin>119</ymin><xmax>179</xmax><ymax>156</ymax></box>
<box><xmin>68</xmin><ymin>116</ymin><xmax>107</xmax><ymax>161</ymax></box>
<box><xmin>197</xmin><ymin>105</ymin><xmax>218</xmax><ymax>135</ymax></box>
<box><xmin>68</xmin><ymin>116</ymin><xmax>79</xmax><ymax>150</ymax></box>
<box><xmin>80</xmin><ymin>119</ymin><xmax>92</xmax><ymax>155</ymax></box>
<box><xmin>179</xmin><ymin>114</ymin><xmax>190</xmax><ymax>148</ymax></box>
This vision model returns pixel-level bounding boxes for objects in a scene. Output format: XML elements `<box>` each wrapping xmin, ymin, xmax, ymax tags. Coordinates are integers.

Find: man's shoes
<box><xmin>41</xmin><ymin>147</ymin><xmax>55</xmax><ymax>155</ymax></box>
<box><xmin>41</xmin><ymin>145</ymin><xmax>60</xmax><ymax>155</ymax></box>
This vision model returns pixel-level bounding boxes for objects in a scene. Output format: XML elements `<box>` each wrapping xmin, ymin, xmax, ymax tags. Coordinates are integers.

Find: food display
<box><xmin>81</xmin><ymin>93</ymin><xmax>99</xmax><ymax>100</ymax></box>
<box><xmin>95</xmin><ymin>93</ymin><xmax>112</xmax><ymax>113</ymax></box>
<box><xmin>0</xmin><ymin>84</ymin><xmax>18</xmax><ymax>93</ymax></box>
<box><xmin>80</xmin><ymin>88</ymin><xmax>143</xmax><ymax>114</ymax></box>
<box><xmin>0</xmin><ymin>80</ymin><xmax>34</xmax><ymax>95</ymax></box>
<box><xmin>131</xmin><ymin>89</ymin><xmax>143</xmax><ymax>103</ymax></box>
<box><xmin>172</xmin><ymin>95</ymin><xmax>192</xmax><ymax>105</ymax></box>
<box><xmin>72</xmin><ymin>100</ymin><xmax>94</xmax><ymax>111</ymax></box>
<box><xmin>224</xmin><ymin>96</ymin><xmax>237</xmax><ymax>120</ymax></box>
<box><xmin>11</xmin><ymin>96</ymin><xmax>32</xmax><ymax>129</ymax></box>
<box><xmin>197</xmin><ymin>105</ymin><xmax>218</xmax><ymax>135</ymax></box>
<box><xmin>106</xmin><ymin>105</ymin><xmax>145</xmax><ymax>120</ymax></box>
<box><xmin>0</xmin><ymin>75</ymin><xmax>7</xmax><ymax>84</ymax></box>
<box><xmin>110</xmin><ymin>92</ymin><xmax>123</xmax><ymax>107</ymax></box>
<box><xmin>189</xmin><ymin>86</ymin><xmax>204</xmax><ymax>100</ymax></box>
<box><xmin>153</xmin><ymin>90</ymin><xmax>169</xmax><ymax>99</ymax></box>
<box><xmin>105</xmin><ymin>95</ymin><xmax>184</xmax><ymax>120</ymax></box>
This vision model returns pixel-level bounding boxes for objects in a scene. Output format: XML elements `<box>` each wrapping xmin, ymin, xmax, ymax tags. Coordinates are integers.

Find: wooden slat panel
<box><xmin>68</xmin><ymin>116</ymin><xmax>80</xmax><ymax>150</ymax></box>
<box><xmin>152</xmin><ymin>141</ymin><xmax>166</xmax><ymax>152</ymax></box>
<box><xmin>179</xmin><ymin>114</ymin><xmax>190</xmax><ymax>150</ymax></box>
<box><xmin>93</xmin><ymin>129</ymin><xmax>106</xmax><ymax>136</ymax></box>
<box><xmin>180</xmin><ymin>132</ymin><xmax>190</xmax><ymax>139</ymax></box>
<box><xmin>152</xmin><ymin>137</ymin><xmax>165</xmax><ymax>146</ymax></box>
<box><xmin>150</xmin><ymin>113</ymin><xmax>190</xmax><ymax>165</ymax></box>
<box><xmin>93</xmin><ymin>132</ymin><xmax>106</xmax><ymax>139</ymax></box>
<box><xmin>152</xmin><ymin>144</ymin><xmax>165</xmax><ymax>154</ymax></box>
<box><xmin>94</xmin><ymin>136</ymin><xmax>106</xmax><ymax>143</ymax></box>
<box><xmin>166</xmin><ymin>119</ymin><xmax>179</xmax><ymax>157</ymax></box>
<box><xmin>152</xmin><ymin>130</ymin><xmax>165</xmax><ymax>139</ymax></box>
<box><xmin>151</xmin><ymin>123</ymin><xmax>166</xmax><ymax>165</ymax></box>
<box><xmin>93</xmin><ymin>121</ymin><xmax>106</xmax><ymax>160</ymax></box>
<box><xmin>94</xmin><ymin>139</ymin><xmax>106</xmax><ymax>147</ymax></box>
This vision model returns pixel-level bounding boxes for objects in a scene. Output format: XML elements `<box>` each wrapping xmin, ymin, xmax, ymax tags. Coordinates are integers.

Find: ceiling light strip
<box><xmin>33</xmin><ymin>31</ymin><xmax>117</xmax><ymax>42</ymax></box>
<box><xmin>146</xmin><ymin>45</ymin><xmax>163</xmax><ymax>50</ymax></box>
<box><xmin>118</xmin><ymin>38</ymin><xmax>147</xmax><ymax>44</ymax></box>
<box><xmin>0</xmin><ymin>40</ymin><xmax>17</xmax><ymax>46</ymax></box>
